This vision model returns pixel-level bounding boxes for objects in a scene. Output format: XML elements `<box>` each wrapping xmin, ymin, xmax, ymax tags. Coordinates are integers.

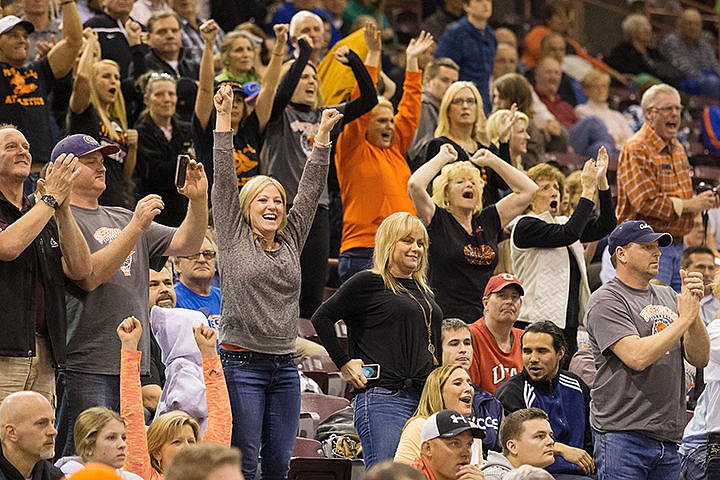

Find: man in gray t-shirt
<box><xmin>585</xmin><ymin>220</ymin><xmax>710</xmax><ymax>479</ymax></box>
<box><xmin>50</xmin><ymin>134</ymin><xmax>209</xmax><ymax>457</ymax></box>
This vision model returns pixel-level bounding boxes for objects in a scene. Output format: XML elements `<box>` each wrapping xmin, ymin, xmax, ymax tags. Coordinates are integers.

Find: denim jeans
<box><xmin>220</xmin><ymin>349</ymin><xmax>300</xmax><ymax>480</ymax></box>
<box><xmin>54</xmin><ymin>370</ymin><xmax>120</xmax><ymax>459</ymax></box>
<box><xmin>593</xmin><ymin>429</ymin><xmax>681</xmax><ymax>479</ymax></box>
<box><xmin>681</xmin><ymin>444</ymin><xmax>706</xmax><ymax>480</ymax></box>
<box><xmin>338</xmin><ymin>248</ymin><xmax>373</xmax><ymax>284</ymax></box>
<box><xmin>354</xmin><ymin>386</ymin><xmax>420</xmax><ymax>469</ymax></box>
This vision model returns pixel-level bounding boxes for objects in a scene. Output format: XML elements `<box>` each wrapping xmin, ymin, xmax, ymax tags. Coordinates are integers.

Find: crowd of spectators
<box><xmin>2</xmin><ymin>0</ymin><xmax>720</xmax><ymax>479</ymax></box>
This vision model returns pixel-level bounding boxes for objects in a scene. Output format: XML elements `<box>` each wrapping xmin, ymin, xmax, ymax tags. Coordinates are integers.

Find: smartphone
<box><xmin>175</xmin><ymin>154</ymin><xmax>190</xmax><ymax>188</ymax></box>
<box><xmin>362</xmin><ymin>364</ymin><xmax>380</xmax><ymax>380</ymax></box>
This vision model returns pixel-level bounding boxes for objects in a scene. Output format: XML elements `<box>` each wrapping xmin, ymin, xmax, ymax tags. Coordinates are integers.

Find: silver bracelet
<box><xmin>314</xmin><ymin>139</ymin><xmax>331</xmax><ymax>148</ymax></box>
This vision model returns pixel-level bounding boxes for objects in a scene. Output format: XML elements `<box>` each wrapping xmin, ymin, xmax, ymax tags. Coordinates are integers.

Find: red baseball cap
<box><xmin>483</xmin><ymin>273</ymin><xmax>524</xmax><ymax>297</ymax></box>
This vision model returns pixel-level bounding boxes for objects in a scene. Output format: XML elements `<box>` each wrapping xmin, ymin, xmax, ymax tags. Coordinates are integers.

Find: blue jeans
<box><xmin>681</xmin><ymin>444</ymin><xmax>705</xmax><ymax>480</ymax></box>
<box><xmin>354</xmin><ymin>386</ymin><xmax>420</xmax><ymax>469</ymax></box>
<box><xmin>593</xmin><ymin>430</ymin><xmax>681</xmax><ymax>479</ymax></box>
<box><xmin>220</xmin><ymin>349</ymin><xmax>300</xmax><ymax>480</ymax></box>
<box><xmin>54</xmin><ymin>370</ymin><xmax>120</xmax><ymax>459</ymax></box>
<box><xmin>338</xmin><ymin>248</ymin><xmax>373</xmax><ymax>284</ymax></box>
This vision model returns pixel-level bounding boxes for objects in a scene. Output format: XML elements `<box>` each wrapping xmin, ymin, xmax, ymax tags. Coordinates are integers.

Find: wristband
<box><xmin>314</xmin><ymin>139</ymin><xmax>331</xmax><ymax>148</ymax></box>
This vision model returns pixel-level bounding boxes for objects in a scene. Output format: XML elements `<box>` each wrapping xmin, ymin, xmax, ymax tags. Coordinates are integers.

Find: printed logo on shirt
<box><xmin>49</xmin><ymin>237</ymin><xmax>59</xmax><ymax>248</ymax></box>
<box><xmin>99</xmin><ymin>122</ymin><xmax>128</xmax><ymax>164</ymax></box>
<box><xmin>491</xmin><ymin>364</ymin><xmax>517</xmax><ymax>386</ymax></box>
<box><xmin>639</xmin><ymin>304</ymin><xmax>677</xmax><ymax>335</ymax></box>
<box><xmin>3</xmin><ymin>67</ymin><xmax>44</xmax><ymax>106</ymax></box>
<box><xmin>289</xmin><ymin>119</ymin><xmax>319</xmax><ymax>158</ymax></box>
<box><xmin>93</xmin><ymin>226</ymin><xmax>135</xmax><ymax>277</ymax></box>
<box><xmin>233</xmin><ymin>146</ymin><xmax>258</xmax><ymax>187</ymax></box>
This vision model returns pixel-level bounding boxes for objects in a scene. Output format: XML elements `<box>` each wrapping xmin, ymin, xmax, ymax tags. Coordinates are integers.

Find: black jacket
<box><xmin>0</xmin><ymin>443</ymin><xmax>63</xmax><ymax>480</ymax></box>
<box><xmin>0</xmin><ymin>192</ymin><xmax>66</xmax><ymax>366</ymax></box>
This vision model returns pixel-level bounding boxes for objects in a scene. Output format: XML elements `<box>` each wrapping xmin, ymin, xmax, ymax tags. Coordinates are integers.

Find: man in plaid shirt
<box><xmin>616</xmin><ymin>83</ymin><xmax>718</xmax><ymax>291</ymax></box>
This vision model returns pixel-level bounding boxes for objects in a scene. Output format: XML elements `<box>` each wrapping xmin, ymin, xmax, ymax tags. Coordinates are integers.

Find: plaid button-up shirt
<box><xmin>616</xmin><ymin>123</ymin><xmax>694</xmax><ymax>238</ymax></box>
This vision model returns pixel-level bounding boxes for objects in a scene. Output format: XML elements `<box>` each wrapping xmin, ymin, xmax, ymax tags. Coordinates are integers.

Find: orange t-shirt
<box><xmin>467</xmin><ymin>319</ymin><xmax>523</xmax><ymax>394</ymax></box>
<box><xmin>411</xmin><ymin>456</ymin><xmax>437</xmax><ymax>480</ymax></box>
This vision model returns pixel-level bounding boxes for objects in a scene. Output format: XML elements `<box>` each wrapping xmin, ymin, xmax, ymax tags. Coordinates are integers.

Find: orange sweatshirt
<box><xmin>335</xmin><ymin>66</ymin><xmax>421</xmax><ymax>253</ymax></box>
<box><xmin>121</xmin><ymin>349</ymin><xmax>232</xmax><ymax>480</ymax></box>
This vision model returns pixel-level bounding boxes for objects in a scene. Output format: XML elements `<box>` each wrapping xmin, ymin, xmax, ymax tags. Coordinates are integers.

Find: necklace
<box><xmin>399</xmin><ymin>283</ymin><xmax>439</xmax><ymax>366</ymax></box>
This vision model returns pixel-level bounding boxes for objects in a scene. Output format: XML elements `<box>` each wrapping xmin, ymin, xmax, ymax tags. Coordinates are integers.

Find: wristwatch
<box><xmin>40</xmin><ymin>194</ymin><xmax>59</xmax><ymax>210</ymax></box>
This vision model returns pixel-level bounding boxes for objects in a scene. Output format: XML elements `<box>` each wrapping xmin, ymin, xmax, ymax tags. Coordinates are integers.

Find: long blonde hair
<box><xmin>370</xmin><ymin>212</ymin><xmax>432</xmax><ymax>295</ymax></box>
<box><xmin>89</xmin><ymin>60</ymin><xmax>128</xmax><ymax>142</ymax></box>
<box><xmin>407</xmin><ymin>364</ymin><xmax>465</xmax><ymax>424</ymax></box>
<box><xmin>435</xmin><ymin>81</ymin><xmax>487</xmax><ymax>145</ymax></box>
<box><xmin>486</xmin><ymin>109</ymin><xmax>529</xmax><ymax>168</ymax></box>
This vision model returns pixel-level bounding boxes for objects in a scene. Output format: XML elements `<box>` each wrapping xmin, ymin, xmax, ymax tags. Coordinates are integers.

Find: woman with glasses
<box><xmin>134</xmin><ymin>71</ymin><xmax>193</xmax><ymax>226</ymax></box>
<box><xmin>69</xmin><ymin>28</ymin><xmax>137</xmax><ymax>208</ymax></box>
<box><xmin>408</xmin><ymin>144</ymin><xmax>537</xmax><ymax>324</ymax></box>
<box><xmin>510</xmin><ymin>150</ymin><xmax>615</xmax><ymax>365</ymax></box>
<box><xmin>312</xmin><ymin>212</ymin><xmax>442</xmax><ymax>469</ymax></box>
<box><xmin>425</xmin><ymin>81</ymin><xmax>515</xmax><ymax>209</ymax></box>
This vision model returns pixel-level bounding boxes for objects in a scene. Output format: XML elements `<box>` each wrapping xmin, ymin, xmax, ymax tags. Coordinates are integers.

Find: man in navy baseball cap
<box><xmin>607</xmin><ymin>220</ymin><xmax>673</xmax><ymax>256</ymax></box>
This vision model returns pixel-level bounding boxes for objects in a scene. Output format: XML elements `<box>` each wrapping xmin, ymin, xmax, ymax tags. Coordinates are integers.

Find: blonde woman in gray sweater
<box><xmin>211</xmin><ymin>83</ymin><xmax>343</xmax><ymax>480</ymax></box>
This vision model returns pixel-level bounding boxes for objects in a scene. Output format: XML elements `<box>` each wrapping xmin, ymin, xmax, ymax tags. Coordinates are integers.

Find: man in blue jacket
<box><xmin>495</xmin><ymin>321</ymin><xmax>595</xmax><ymax>478</ymax></box>
<box><xmin>435</xmin><ymin>0</ymin><xmax>496</xmax><ymax>114</ymax></box>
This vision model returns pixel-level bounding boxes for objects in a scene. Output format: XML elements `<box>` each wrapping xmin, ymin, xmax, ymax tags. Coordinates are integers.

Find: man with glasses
<box><xmin>617</xmin><ymin>83</ymin><xmax>719</xmax><ymax>292</ymax></box>
<box><xmin>175</xmin><ymin>233</ymin><xmax>221</xmax><ymax>319</ymax></box>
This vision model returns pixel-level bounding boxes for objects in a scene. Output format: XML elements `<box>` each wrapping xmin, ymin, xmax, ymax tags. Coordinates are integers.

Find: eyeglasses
<box><xmin>179</xmin><ymin>250</ymin><xmax>217</xmax><ymax>261</ymax></box>
<box><xmin>650</xmin><ymin>105</ymin><xmax>683</xmax><ymax>114</ymax></box>
<box><xmin>451</xmin><ymin>97</ymin><xmax>478</xmax><ymax>106</ymax></box>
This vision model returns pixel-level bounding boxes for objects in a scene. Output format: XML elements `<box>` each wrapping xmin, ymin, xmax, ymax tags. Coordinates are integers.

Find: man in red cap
<box><xmin>467</xmin><ymin>273</ymin><xmax>525</xmax><ymax>394</ymax></box>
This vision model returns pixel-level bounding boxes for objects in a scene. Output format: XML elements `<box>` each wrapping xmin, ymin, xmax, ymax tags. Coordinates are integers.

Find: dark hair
<box><xmin>365</xmin><ymin>461</ymin><xmax>426</xmax><ymax>480</ymax></box>
<box><xmin>147</xmin><ymin>11</ymin><xmax>181</xmax><ymax>33</ymax></box>
<box><xmin>499</xmin><ymin>408</ymin><xmax>549</xmax><ymax>456</ymax></box>
<box><xmin>442</xmin><ymin>318</ymin><xmax>470</xmax><ymax>337</ymax></box>
<box><xmin>493</xmin><ymin>73</ymin><xmax>533</xmax><ymax>118</ymax></box>
<box><xmin>541</xmin><ymin>0</ymin><xmax>571</xmax><ymax>23</ymax></box>
<box><xmin>522</xmin><ymin>321</ymin><xmax>566</xmax><ymax>355</ymax></box>
<box><xmin>681</xmin><ymin>245</ymin><xmax>715</xmax><ymax>269</ymax></box>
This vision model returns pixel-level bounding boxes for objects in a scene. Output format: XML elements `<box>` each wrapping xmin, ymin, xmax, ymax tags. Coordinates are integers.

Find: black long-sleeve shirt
<box><xmin>312</xmin><ymin>271</ymin><xmax>442</xmax><ymax>392</ymax></box>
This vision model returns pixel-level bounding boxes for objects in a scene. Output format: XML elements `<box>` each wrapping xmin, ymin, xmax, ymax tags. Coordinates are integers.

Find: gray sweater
<box><xmin>211</xmin><ymin>130</ymin><xmax>330</xmax><ymax>354</ymax></box>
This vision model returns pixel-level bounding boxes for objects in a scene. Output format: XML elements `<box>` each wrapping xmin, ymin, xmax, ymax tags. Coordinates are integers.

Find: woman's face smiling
<box><xmin>441</xmin><ymin>368</ymin><xmax>474</xmax><ymax>416</ymax></box>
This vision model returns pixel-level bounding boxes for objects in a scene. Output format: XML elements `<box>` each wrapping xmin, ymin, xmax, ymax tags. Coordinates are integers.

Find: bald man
<box><xmin>0</xmin><ymin>391</ymin><xmax>63</xmax><ymax>480</ymax></box>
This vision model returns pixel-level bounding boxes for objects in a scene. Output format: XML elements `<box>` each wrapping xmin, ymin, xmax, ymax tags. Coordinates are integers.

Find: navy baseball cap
<box><xmin>50</xmin><ymin>135</ymin><xmax>120</xmax><ymax>163</ymax></box>
<box><xmin>420</xmin><ymin>409</ymin><xmax>485</xmax><ymax>443</ymax></box>
<box><xmin>607</xmin><ymin>220</ymin><xmax>673</xmax><ymax>255</ymax></box>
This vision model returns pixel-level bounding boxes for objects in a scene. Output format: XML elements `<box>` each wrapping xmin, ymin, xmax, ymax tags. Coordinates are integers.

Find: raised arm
<box><xmin>194</xmin><ymin>20</ymin><xmax>220</xmax><ymax>130</ymax></box>
<box><xmin>47</xmin><ymin>0</ymin><xmax>83</xmax><ymax>78</ymax></box>
<box><xmin>473</xmin><ymin>149</ymin><xmax>538</xmax><ymax>228</ymax></box>
<box><xmin>69</xmin><ymin>28</ymin><xmax>98</xmax><ymax>115</ymax></box>
<box><xmin>164</xmin><ymin>158</ymin><xmax>209</xmax><ymax>256</ymax></box>
<box><xmin>255</xmin><ymin>24</ymin><xmax>288</xmax><ymax>132</ymax></box>
<box><xmin>613</xmin><ymin>270</ymin><xmax>708</xmax><ymax>371</ymax></box>
<box><xmin>363</xmin><ymin>22</ymin><xmax>382</xmax><ymax>69</ymax></box>
<box><xmin>193</xmin><ymin>325</ymin><xmax>232</xmax><ymax>445</ymax></box>
<box><xmin>268</xmin><ymin>37</ymin><xmax>312</xmax><ymax>122</ymax></box>
<box><xmin>0</xmin><ymin>153</ymin><xmax>79</xmax><ymax>262</ymax></box>
<box><xmin>579</xmin><ymin>146</ymin><xmax>616</xmax><ymax>242</ymax></box>
<box><xmin>117</xmin><ymin>317</ymin><xmax>154</xmax><ymax>480</ymax></box>
<box><xmin>407</xmin><ymin>143</ymin><xmax>457</xmax><ymax>225</ymax></box>
<box><xmin>336</xmin><ymin>48</ymin><xmax>378</xmax><ymax>128</ymax></box>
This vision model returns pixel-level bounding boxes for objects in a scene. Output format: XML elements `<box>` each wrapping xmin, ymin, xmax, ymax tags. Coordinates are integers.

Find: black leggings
<box><xmin>299</xmin><ymin>206</ymin><xmax>329</xmax><ymax>319</ymax></box>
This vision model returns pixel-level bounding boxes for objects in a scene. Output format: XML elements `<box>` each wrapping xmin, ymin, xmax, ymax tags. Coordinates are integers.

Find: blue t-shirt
<box><xmin>174</xmin><ymin>281</ymin><xmax>222</xmax><ymax>319</ymax></box>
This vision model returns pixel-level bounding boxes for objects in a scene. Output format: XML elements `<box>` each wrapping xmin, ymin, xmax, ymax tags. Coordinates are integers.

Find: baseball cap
<box><xmin>243</xmin><ymin>81</ymin><xmax>261</xmax><ymax>103</ymax></box>
<box><xmin>607</xmin><ymin>220</ymin><xmax>673</xmax><ymax>255</ymax></box>
<box><xmin>483</xmin><ymin>273</ymin><xmax>524</xmax><ymax>297</ymax></box>
<box><xmin>50</xmin><ymin>135</ymin><xmax>120</xmax><ymax>163</ymax></box>
<box><xmin>215</xmin><ymin>80</ymin><xmax>247</xmax><ymax>99</ymax></box>
<box><xmin>0</xmin><ymin>16</ymin><xmax>34</xmax><ymax>35</ymax></box>
<box><xmin>420</xmin><ymin>409</ymin><xmax>485</xmax><ymax>443</ymax></box>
